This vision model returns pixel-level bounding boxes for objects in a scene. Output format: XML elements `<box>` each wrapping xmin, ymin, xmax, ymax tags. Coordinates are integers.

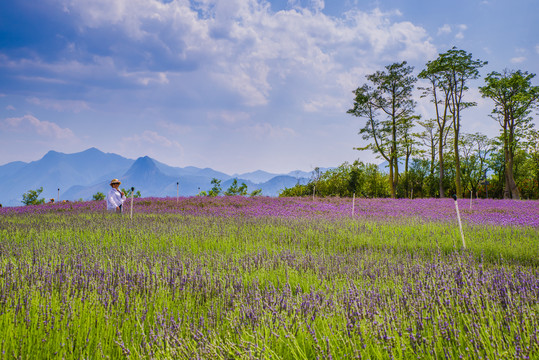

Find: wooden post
<box><xmin>352</xmin><ymin>193</ymin><xmax>355</xmax><ymax>216</ymax></box>
<box><xmin>130</xmin><ymin>187</ymin><xmax>134</xmax><ymax>219</ymax></box>
<box><xmin>452</xmin><ymin>195</ymin><xmax>466</xmax><ymax>248</ymax></box>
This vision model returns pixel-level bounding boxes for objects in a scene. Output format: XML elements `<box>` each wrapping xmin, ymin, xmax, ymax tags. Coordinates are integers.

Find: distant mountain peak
<box><xmin>123</xmin><ymin>156</ymin><xmax>159</xmax><ymax>177</ymax></box>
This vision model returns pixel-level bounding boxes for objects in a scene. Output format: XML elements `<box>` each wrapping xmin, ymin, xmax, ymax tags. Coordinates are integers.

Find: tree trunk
<box><xmin>454</xmin><ymin>129</ymin><xmax>463</xmax><ymax>198</ymax></box>
<box><xmin>505</xmin><ymin>149</ymin><xmax>521</xmax><ymax>200</ymax></box>
<box><xmin>438</xmin><ymin>135</ymin><xmax>445</xmax><ymax>198</ymax></box>
<box><xmin>389</xmin><ymin>159</ymin><xmax>396</xmax><ymax>198</ymax></box>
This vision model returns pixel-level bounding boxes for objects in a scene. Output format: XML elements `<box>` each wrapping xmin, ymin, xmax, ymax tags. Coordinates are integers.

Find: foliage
<box><xmin>92</xmin><ymin>192</ymin><xmax>105</xmax><ymax>201</ymax></box>
<box><xmin>479</xmin><ymin>69</ymin><xmax>539</xmax><ymax>199</ymax></box>
<box><xmin>224</xmin><ymin>179</ymin><xmax>248</xmax><ymax>196</ymax></box>
<box><xmin>280</xmin><ymin>161</ymin><xmax>390</xmax><ymax>198</ymax></box>
<box><xmin>207</xmin><ymin>178</ymin><xmax>222</xmax><ymax>197</ymax></box>
<box><xmin>122</xmin><ymin>187</ymin><xmax>141</xmax><ymax>198</ymax></box>
<box><xmin>348</xmin><ymin>61</ymin><xmax>417</xmax><ymax>198</ymax></box>
<box><xmin>21</xmin><ymin>187</ymin><xmax>45</xmax><ymax>205</ymax></box>
<box><xmin>249</xmin><ymin>189</ymin><xmax>263</xmax><ymax>197</ymax></box>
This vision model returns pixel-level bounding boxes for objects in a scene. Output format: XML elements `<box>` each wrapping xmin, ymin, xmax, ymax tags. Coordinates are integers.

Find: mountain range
<box><xmin>0</xmin><ymin>148</ymin><xmax>314</xmax><ymax>207</ymax></box>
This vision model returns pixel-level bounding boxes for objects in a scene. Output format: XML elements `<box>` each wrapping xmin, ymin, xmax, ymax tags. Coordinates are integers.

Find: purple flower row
<box><xmin>2</xmin><ymin>196</ymin><xmax>538</xmax><ymax>227</ymax></box>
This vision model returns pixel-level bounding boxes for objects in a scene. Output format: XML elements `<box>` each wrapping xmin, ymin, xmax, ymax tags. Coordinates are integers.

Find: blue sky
<box><xmin>1</xmin><ymin>0</ymin><xmax>538</xmax><ymax>174</ymax></box>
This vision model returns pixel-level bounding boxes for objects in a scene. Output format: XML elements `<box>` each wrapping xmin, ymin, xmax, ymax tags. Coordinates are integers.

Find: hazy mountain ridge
<box><xmin>0</xmin><ymin>148</ymin><xmax>310</xmax><ymax>206</ymax></box>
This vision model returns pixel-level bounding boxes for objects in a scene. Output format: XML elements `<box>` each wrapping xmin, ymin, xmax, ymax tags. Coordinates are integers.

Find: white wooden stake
<box><xmin>469</xmin><ymin>191</ymin><xmax>472</xmax><ymax>210</ymax></box>
<box><xmin>352</xmin><ymin>193</ymin><xmax>355</xmax><ymax>216</ymax></box>
<box><xmin>312</xmin><ymin>186</ymin><xmax>315</xmax><ymax>201</ymax></box>
<box><xmin>176</xmin><ymin>181</ymin><xmax>179</xmax><ymax>203</ymax></box>
<box><xmin>452</xmin><ymin>195</ymin><xmax>466</xmax><ymax>248</ymax></box>
<box><xmin>130</xmin><ymin>187</ymin><xmax>134</xmax><ymax>219</ymax></box>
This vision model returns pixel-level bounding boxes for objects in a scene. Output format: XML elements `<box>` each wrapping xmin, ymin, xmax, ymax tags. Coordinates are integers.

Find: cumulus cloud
<box><xmin>2</xmin><ymin>115</ymin><xmax>76</xmax><ymax>139</ymax></box>
<box><xmin>437</xmin><ymin>24</ymin><xmax>451</xmax><ymax>35</ymax></box>
<box><xmin>39</xmin><ymin>0</ymin><xmax>436</xmax><ymax>106</ymax></box>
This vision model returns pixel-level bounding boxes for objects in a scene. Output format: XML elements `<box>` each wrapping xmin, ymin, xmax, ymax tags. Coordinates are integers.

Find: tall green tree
<box><xmin>443</xmin><ymin>48</ymin><xmax>487</xmax><ymax>198</ymax></box>
<box><xmin>348</xmin><ymin>61</ymin><xmax>417</xmax><ymax>198</ymax></box>
<box><xmin>418</xmin><ymin>57</ymin><xmax>454</xmax><ymax>197</ymax></box>
<box><xmin>479</xmin><ymin>69</ymin><xmax>539</xmax><ymax>199</ymax></box>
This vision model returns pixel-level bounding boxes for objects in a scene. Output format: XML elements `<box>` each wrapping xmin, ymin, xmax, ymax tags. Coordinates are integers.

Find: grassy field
<box><xmin>0</xmin><ymin>197</ymin><xmax>538</xmax><ymax>359</ymax></box>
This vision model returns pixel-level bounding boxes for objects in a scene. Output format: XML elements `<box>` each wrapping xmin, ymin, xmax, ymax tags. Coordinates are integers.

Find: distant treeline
<box><xmin>282</xmin><ymin>47</ymin><xmax>539</xmax><ymax>200</ymax></box>
<box><xmin>280</xmin><ymin>146</ymin><xmax>538</xmax><ymax>200</ymax></box>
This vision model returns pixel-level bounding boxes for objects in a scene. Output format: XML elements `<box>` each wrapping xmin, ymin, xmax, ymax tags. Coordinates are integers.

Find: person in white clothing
<box><xmin>106</xmin><ymin>179</ymin><xmax>126</xmax><ymax>213</ymax></box>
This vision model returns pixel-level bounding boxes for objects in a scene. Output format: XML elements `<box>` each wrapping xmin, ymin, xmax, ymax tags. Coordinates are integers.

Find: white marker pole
<box><xmin>130</xmin><ymin>187</ymin><xmax>134</xmax><ymax>219</ymax></box>
<box><xmin>452</xmin><ymin>195</ymin><xmax>466</xmax><ymax>248</ymax></box>
<box><xmin>352</xmin><ymin>193</ymin><xmax>355</xmax><ymax>217</ymax></box>
<box><xmin>312</xmin><ymin>186</ymin><xmax>315</xmax><ymax>201</ymax></box>
<box><xmin>469</xmin><ymin>191</ymin><xmax>472</xmax><ymax>210</ymax></box>
<box><xmin>176</xmin><ymin>181</ymin><xmax>179</xmax><ymax>203</ymax></box>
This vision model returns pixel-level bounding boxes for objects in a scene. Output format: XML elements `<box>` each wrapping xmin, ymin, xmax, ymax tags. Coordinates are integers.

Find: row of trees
<box><xmin>281</xmin><ymin>47</ymin><xmax>539</xmax><ymax>200</ymax></box>
<box><xmin>343</xmin><ymin>47</ymin><xmax>538</xmax><ymax>200</ymax></box>
<box><xmin>279</xmin><ymin>127</ymin><xmax>539</xmax><ymax>199</ymax></box>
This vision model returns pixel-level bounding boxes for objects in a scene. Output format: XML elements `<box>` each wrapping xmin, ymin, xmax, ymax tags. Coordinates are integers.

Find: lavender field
<box><xmin>0</xmin><ymin>197</ymin><xmax>538</xmax><ymax>359</ymax></box>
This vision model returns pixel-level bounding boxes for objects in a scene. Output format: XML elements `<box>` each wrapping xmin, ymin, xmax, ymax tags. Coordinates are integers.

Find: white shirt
<box><xmin>106</xmin><ymin>187</ymin><xmax>126</xmax><ymax>210</ymax></box>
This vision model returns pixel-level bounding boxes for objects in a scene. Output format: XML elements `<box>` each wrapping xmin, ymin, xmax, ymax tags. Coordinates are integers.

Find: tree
<box><xmin>459</xmin><ymin>133</ymin><xmax>493</xmax><ymax>197</ymax></box>
<box><xmin>92</xmin><ymin>192</ymin><xmax>105</xmax><ymax>201</ymax></box>
<box><xmin>21</xmin><ymin>187</ymin><xmax>45</xmax><ymax>205</ymax></box>
<box><xmin>521</xmin><ymin>129</ymin><xmax>539</xmax><ymax>199</ymax></box>
<box><xmin>479</xmin><ymin>69</ymin><xmax>539</xmax><ymax>199</ymax></box>
<box><xmin>441</xmin><ymin>48</ymin><xmax>487</xmax><ymax>198</ymax></box>
<box><xmin>418</xmin><ymin>56</ymin><xmax>454</xmax><ymax>197</ymax></box>
<box><xmin>419</xmin><ymin>47</ymin><xmax>487</xmax><ymax>197</ymax></box>
<box><xmin>224</xmin><ymin>179</ymin><xmax>248</xmax><ymax>196</ymax></box>
<box><xmin>207</xmin><ymin>178</ymin><xmax>222</xmax><ymax>197</ymax></box>
<box><xmin>415</xmin><ymin>119</ymin><xmax>439</xmax><ymax>196</ymax></box>
<box><xmin>122</xmin><ymin>188</ymin><xmax>141</xmax><ymax>198</ymax></box>
<box><xmin>249</xmin><ymin>189</ymin><xmax>263</xmax><ymax>197</ymax></box>
<box><xmin>348</xmin><ymin>61</ymin><xmax>418</xmax><ymax>198</ymax></box>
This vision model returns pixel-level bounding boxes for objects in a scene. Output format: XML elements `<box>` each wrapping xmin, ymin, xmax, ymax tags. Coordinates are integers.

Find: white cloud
<box><xmin>510</xmin><ymin>56</ymin><xmax>526</xmax><ymax>64</ymax></box>
<box><xmin>122</xmin><ymin>71</ymin><xmax>169</xmax><ymax>86</ymax></box>
<box><xmin>207</xmin><ymin>110</ymin><xmax>252</xmax><ymax>125</ymax></box>
<box><xmin>2</xmin><ymin>115</ymin><xmax>76</xmax><ymax>139</ymax></box>
<box><xmin>6</xmin><ymin>105</ymin><xmax>15</xmax><ymax>111</ymax></box>
<box><xmin>122</xmin><ymin>130</ymin><xmax>183</xmax><ymax>150</ymax></box>
<box><xmin>157</xmin><ymin>120</ymin><xmax>192</xmax><ymax>135</ymax></box>
<box><xmin>52</xmin><ymin>0</ymin><xmax>436</xmax><ymax>106</ymax></box>
<box><xmin>536</xmin><ymin>45</ymin><xmax>539</xmax><ymax>55</ymax></box>
<box><xmin>455</xmin><ymin>24</ymin><xmax>467</xmax><ymax>40</ymax></box>
<box><xmin>241</xmin><ymin>122</ymin><xmax>296</xmax><ymax>139</ymax></box>
<box><xmin>26</xmin><ymin>97</ymin><xmax>90</xmax><ymax>112</ymax></box>
<box><xmin>437</xmin><ymin>24</ymin><xmax>451</xmax><ymax>35</ymax></box>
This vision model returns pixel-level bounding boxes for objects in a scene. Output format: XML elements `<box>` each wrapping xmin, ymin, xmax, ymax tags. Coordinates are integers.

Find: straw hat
<box><xmin>110</xmin><ymin>179</ymin><xmax>121</xmax><ymax>185</ymax></box>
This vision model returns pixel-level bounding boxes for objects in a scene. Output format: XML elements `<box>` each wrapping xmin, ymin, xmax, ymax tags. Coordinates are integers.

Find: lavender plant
<box><xmin>0</xmin><ymin>197</ymin><xmax>537</xmax><ymax>359</ymax></box>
